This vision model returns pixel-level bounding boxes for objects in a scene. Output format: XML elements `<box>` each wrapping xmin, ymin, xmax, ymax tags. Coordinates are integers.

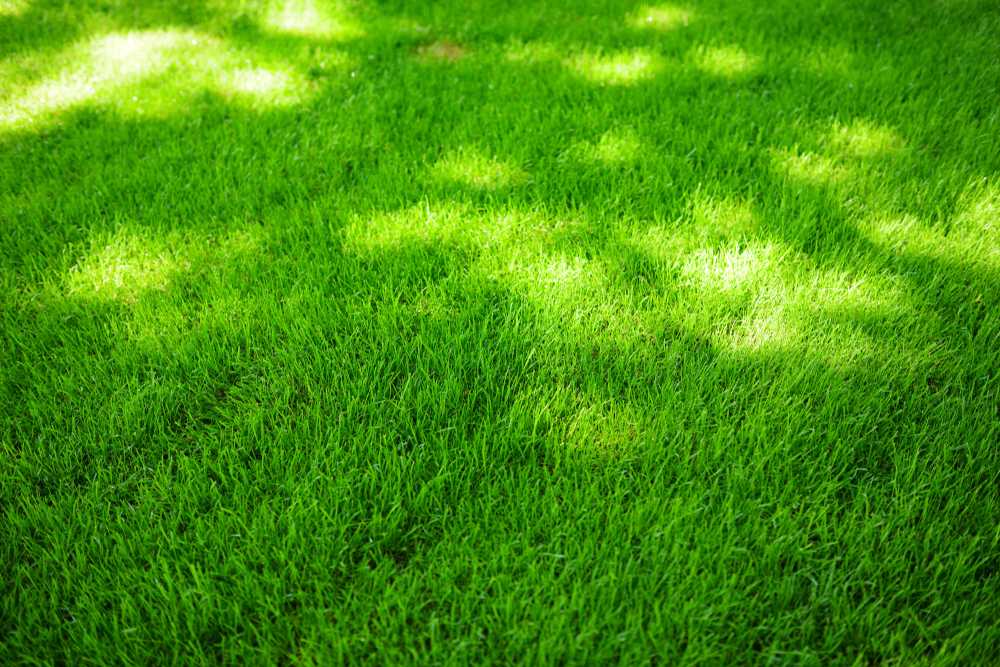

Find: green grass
<box><xmin>2</xmin><ymin>0</ymin><xmax>999</xmax><ymax>663</ymax></box>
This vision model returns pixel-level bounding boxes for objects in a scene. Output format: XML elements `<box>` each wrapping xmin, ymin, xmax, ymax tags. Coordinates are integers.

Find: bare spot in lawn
<box><xmin>416</xmin><ymin>40</ymin><xmax>468</xmax><ymax>63</ymax></box>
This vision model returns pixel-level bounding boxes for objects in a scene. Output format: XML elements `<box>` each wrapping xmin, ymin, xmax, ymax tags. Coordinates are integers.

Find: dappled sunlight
<box><xmin>67</xmin><ymin>235</ymin><xmax>190</xmax><ymax>303</ymax></box>
<box><xmin>727</xmin><ymin>303</ymin><xmax>800</xmax><ymax>352</ymax></box>
<box><xmin>861</xmin><ymin>200</ymin><xmax>1000</xmax><ymax>275</ymax></box>
<box><xmin>0</xmin><ymin>31</ymin><xmax>189</xmax><ymax>130</ymax></box>
<box><xmin>475</xmin><ymin>210</ymin><xmax>594</xmax><ymax>262</ymax></box>
<box><xmin>626</xmin><ymin>195</ymin><xmax>760</xmax><ymax>267</ymax></box>
<box><xmin>486</xmin><ymin>245</ymin><xmax>667</xmax><ymax>351</ymax></box>
<box><xmin>4</xmin><ymin>1</ymin><xmax>1000</xmax><ymax>660</ymax></box>
<box><xmin>563</xmin><ymin>127</ymin><xmax>642</xmax><ymax>166</ymax></box>
<box><xmin>724</xmin><ymin>297</ymin><xmax>916</xmax><ymax>367</ymax></box>
<box><xmin>674</xmin><ymin>241</ymin><xmax>921</xmax><ymax>364</ymax></box>
<box><xmin>689</xmin><ymin>45</ymin><xmax>758</xmax><ymax>78</ymax></box>
<box><xmin>560</xmin><ymin>395</ymin><xmax>646</xmax><ymax>459</ymax></box>
<box><xmin>800</xmin><ymin>44</ymin><xmax>855</xmax><ymax>78</ymax></box>
<box><xmin>770</xmin><ymin>122</ymin><xmax>906</xmax><ymax>198</ymax></box>
<box><xmin>628</xmin><ymin>4</ymin><xmax>693</xmax><ymax>32</ymax></box>
<box><xmin>0</xmin><ymin>28</ymin><xmax>319</xmax><ymax>130</ymax></box>
<box><xmin>689</xmin><ymin>194</ymin><xmax>758</xmax><ymax>242</ymax></box>
<box><xmin>568</xmin><ymin>49</ymin><xmax>665</xmax><ymax>86</ymax></box>
<box><xmin>623</xmin><ymin>230</ymin><xmax>926</xmax><ymax>366</ymax></box>
<box><xmin>3</xmin><ymin>1</ymin><xmax>1000</xmax><ymax>661</ymax></box>
<box><xmin>681</xmin><ymin>244</ymin><xmax>773</xmax><ymax>294</ymax></box>
<box><xmin>828</xmin><ymin>119</ymin><xmax>905</xmax><ymax>158</ymax></box>
<box><xmin>0</xmin><ymin>0</ymin><xmax>29</xmax><ymax>17</ymax></box>
<box><xmin>952</xmin><ymin>180</ymin><xmax>1000</xmax><ymax>254</ymax></box>
<box><xmin>503</xmin><ymin>40</ymin><xmax>560</xmax><ymax>65</ymax></box>
<box><xmin>430</xmin><ymin>148</ymin><xmax>528</xmax><ymax>190</ymax></box>
<box><xmin>217</xmin><ymin>66</ymin><xmax>305</xmax><ymax>107</ymax></box>
<box><xmin>517</xmin><ymin>254</ymin><xmax>600</xmax><ymax>293</ymax></box>
<box><xmin>496</xmin><ymin>251</ymin><xmax>611</xmax><ymax>314</ymax></box>
<box><xmin>770</xmin><ymin>147</ymin><xmax>848</xmax><ymax>186</ymax></box>
<box><xmin>64</xmin><ymin>228</ymin><xmax>262</xmax><ymax>304</ymax></box>
<box><xmin>262</xmin><ymin>0</ymin><xmax>363</xmax><ymax>40</ymax></box>
<box><xmin>628</xmin><ymin>224</ymin><xmax>704</xmax><ymax>266</ymax></box>
<box><xmin>341</xmin><ymin>203</ymin><xmax>480</xmax><ymax>254</ymax></box>
<box><xmin>496</xmin><ymin>226</ymin><xmax>925</xmax><ymax>368</ymax></box>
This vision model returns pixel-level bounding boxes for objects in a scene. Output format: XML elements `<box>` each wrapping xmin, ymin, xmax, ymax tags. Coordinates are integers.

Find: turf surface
<box><xmin>2</xmin><ymin>0</ymin><xmax>1000</xmax><ymax>663</ymax></box>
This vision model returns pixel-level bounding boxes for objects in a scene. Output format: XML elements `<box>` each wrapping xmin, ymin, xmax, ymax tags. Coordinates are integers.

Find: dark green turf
<box><xmin>2</xmin><ymin>0</ymin><xmax>999</xmax><ymax>663</ymax></box>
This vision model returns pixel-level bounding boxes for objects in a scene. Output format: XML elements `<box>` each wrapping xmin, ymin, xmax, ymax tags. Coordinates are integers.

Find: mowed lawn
<box><xmin>2</xmin><ymin>0</ymin><xmax>999</xmax><ymax>663</ymax></box>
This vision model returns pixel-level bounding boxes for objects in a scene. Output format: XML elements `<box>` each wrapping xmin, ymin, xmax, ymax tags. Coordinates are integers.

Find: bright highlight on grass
<box><xmin>343</xmin><ymin>203</ymin><xmax>474</xmax><ymax>253</ymax></box>
<box><xmin>569</xmin><ymin>48</ymin><xmax>664</xmax><ymax>85</ymax></box>
<box><xmin>431</xmin><ymin>148</ymin><xmax>528</xmax><ymax>189</ymax></box>
<box><xmin>0</xmin><ymin>31</ymin><xmax>186</xmax><ymax>129</ymax></box>
<box><xmin>0</xmin><ymin>29</ymin><xmax>314</xmax><ymax>131</ymax></box>
<box><xmin>566</xmin><ymin>127</ymin><xmax>643</xmax><ymax>165</ymax></box>
<box><xmin>690</xmin><ymin>45</ymin><xmax>758</xmax><ymax>77</ymax></box>
<box><xmin>0</xmin><ymin>0</ymin><xmax>29</xmax><ymax>16</ymax></box>
<box><xmin>64</xmin><ymin>229</ymin><xmax>262</xmax><ymax>303</ymax></box>
<box><xmin>689</xmin><ymin>195</ymin><xmax>758</xmax><ymax>241</ymax></box>
<box><xmin>263</xmin><ymin>0</ymin><xmax>363</xmax><ymax>40</ymax></box>
<box><xmin>771</xmin><ymin>147</ymin><xmax>847</xmax><ymax>186</ymax></box>
<box><xmin>628</xmin><ymin>3</ymin><xmax>693</xmax><ymax>31</ymax></box>
<box><xmin>828</xmin><ymin>119</ymin><xmax>905</xmax><ymax>158</ymax></box>
<box><xmin>218</xmin><ymin>66</ymin><xmax>303</xmax><ymax>106</ymax></box>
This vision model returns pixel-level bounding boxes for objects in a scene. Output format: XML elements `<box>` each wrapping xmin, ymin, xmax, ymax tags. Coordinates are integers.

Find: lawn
<box><xmin>2</xmin><ymin>0</ymin><xmax>999</xmax><ymax>663</ymax></box>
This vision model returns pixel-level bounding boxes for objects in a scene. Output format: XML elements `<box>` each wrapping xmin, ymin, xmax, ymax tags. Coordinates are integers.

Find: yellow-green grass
<box><xmin>2</xmin><ymin>0</ymin><xmax>999</xmax><ymax>663</ymax></box>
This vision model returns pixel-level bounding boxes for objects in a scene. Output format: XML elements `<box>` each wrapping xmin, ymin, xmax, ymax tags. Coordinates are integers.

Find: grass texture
<box><xmin>2</xmin><ymin>0</ymin><xmax>999</xmax><ymax>663</ymax></box>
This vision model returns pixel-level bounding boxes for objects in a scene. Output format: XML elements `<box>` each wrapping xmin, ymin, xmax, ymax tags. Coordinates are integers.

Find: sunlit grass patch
<box><xmin>720</xmin><ymin>297</ymin><xmax>909</xmax><ymax>369</ymax></box>
<box><xmin>341</xmin><ymin>203</ymin><xmax>479</xmax><ymax>253</ymax></box>
<box><xmin>503</xmin><ymin>39</ymin><xmax>560</xmax><ymax>64</ymax></box>
<box><xmin>64</xmin><ymin>228</ymin><xmax>262</xmax><ymax>303</ymax></box>
<box><xmin>672</xmin><ymin>240</ymin><xmax>921</xmax><ymax>366</ymax></box>
<box><xmin>726</xmin><ymin>300</ymin><xmax>801</xmax><ymax>352</ymax></box>
<box><xmin>430</xmin><ymin>148</ymin><xmax>528</xmax><ymax>190</ymax></box>
<box><xmin>484</xmin><ymin>245</ymin><xmax>662</xmax><ymax>351</ymax></box>
<box><xmin>628</xmin><ymin>224</ymin><xmax>704</xmax><ymax>267</ymax></box>
<box><xmin>0</xmin><ymin>0</ymin><xmax>29</xmax><ymax>16</ymax></box>
<box><xmin>689</xmin><ymin>45</ymin><xmax>758</xmax><ymax>78</ymax></box>
<box><xmin>262</xmin><ymin>0</ymin><xmax>362</xmax><ymax>40</ymax></box>
<box><xmin>627</xmin><ymin>3</ymin><xmax>693</xmax><ymax>32</ymax></box>
<box><xmin>495</xmin><ymin>250</ymin><xmax>611</xmax><ymax>316</ymax></box>
<box><xmin>626</xmin><ymin>196</ymin><xmax>760</xmax><ymax>270</ymax></box>
<box><xmin>799</xmin><ymin>44</ymin><xmax>855</xmax><ymax>78</ymax></box>
<box><xmin>771</xmin><ymin>147</ymin><xmax>848</xmax><ymax>186</ymax></box>
<box><xmin>0</xmin><ymin>31</ymin><xmax>190</xmax><ymax>129</ymax></box>
<box><xmin>0</xmin><ymin>29</ymin><xmax>316</xmax><ymax>130</ymax></box>
<box><xmin>66</xmin><ymin>234</ymin><xmax>190</xmax><ymax>303</ymax></box>
<box><xmin>563</xmin><ymin>127</ymin><xmax>642</xmax><ymax>166</ymax></box>
<box><xmin>680</xmin><ymin>244</ymin><xmax>773</xmax><ymax>294</ymax></box>
<box><xmin>689</xmin><ymin>194</ymin><xmax>758</xmax><ymax>242</ymax></box>
<box><xmin>861</xmin><ymin>201</ymin><xmax>1000</xmax><ymax>275</ymax></box>
<box><xmin>952</xmin><ymin>180</ymin><xmax>1000</xmax><ymax>253</ymax></box>
<box><xmin>568</xmin><ymin>48</ymin><xmax>665</xmax><ymax>85</ymax></box>
<box><xmin>558</xmin><ymin>394</ymin><xmax>647</xmax><ymax>458</ymax></box>
<box><xmin>216</xmin><ymin>65</ymin><xmax>307</xmax><ymax>107</ymax></box>
<box><xmin>828</xmin><ymin>119</ymin><xmax>906</xmax><ymax>158</ymax></box>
